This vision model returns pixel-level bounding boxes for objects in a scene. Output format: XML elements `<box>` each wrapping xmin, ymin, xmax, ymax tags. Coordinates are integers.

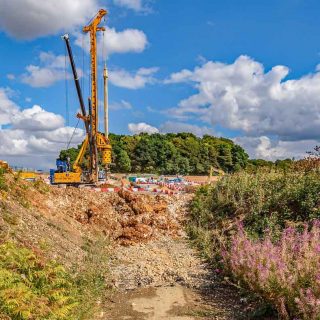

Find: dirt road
<box><xmin>103</xmin><ymin>196</ymin><xmax>248</xmax><ymax>320</ymax></box>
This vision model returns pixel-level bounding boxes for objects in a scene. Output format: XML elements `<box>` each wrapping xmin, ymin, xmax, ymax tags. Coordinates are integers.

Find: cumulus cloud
<box><xmin>11</xmin><ymin>105</ymin><xmax>64</xmax><ymax>131</ymax></box>
<box><xmin>234</xmin><ymin>136</ymin><xmax>317</xmax><ymax>160</ymax></box>
<box><xmin>128</xmin><ymin>122</ymin><xmax>159</xmax><ymax>134</ymax></box>
<box><xmin>128</xmin><ymin>120</ymin><xmax>215</xmax><ymax>137</ymax></box>
<box><xmin>160</xmin><ymin>121</ymin><xmax>214</xmax><ymax>137</ymax></box>
<box><xmin>0</xmin><ymin>88</ymin><xmax>84</xmax><ymax>168</ymax></box>
<box><xmin>109</xmin><ymin>100</ymin><xmax>132</xmax><ymax>110</ymax></box>
<box><xmin>21</xmin><ymin>51</ymin><xmax>69</xmax><ymax>88</ymax></box>
<box><xmin>113</xmin><ymin>0</ymin><xmax>151</xmax><ymax>13</ymax></box>
<box><xmin>0</xmin><ymin>88</ymin><xmax>19</xmax><ymax>126</ymax></box>
<box><xmin>165</xmin><ymin>55</ymin><xmax>320</xmax><ymax>142</ymax></box>
<box><xmin>110</xmin><ymin>67</ymin><xmax>158</xmax><ymax>89</ymax></box>
<box><xmin>6</xmin><ymin>74</ymin><xmax>15</xmax><ymax>80</ymax></box>
<box><xmin>74</xmin><ymin>26</ymin><xmax>148</xmax><ymax>55</ymax></box>
<box><xmin>0</xmin><ymin>0</ymin><xmax>99</xmax><ymax>39</ymax></box>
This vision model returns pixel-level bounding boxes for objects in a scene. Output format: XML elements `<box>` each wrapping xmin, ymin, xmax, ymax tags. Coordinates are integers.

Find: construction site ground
<box><xmin>0</xmin><ymin>174</ymin><xmax>252</xmax><ymax>319</ymax></box>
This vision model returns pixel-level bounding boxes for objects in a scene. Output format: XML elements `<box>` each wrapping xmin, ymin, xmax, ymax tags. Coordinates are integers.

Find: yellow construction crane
<box><xmin>51</xmin><ymin>9</ymin><xmax>112</xmax><ymax>185</ymax></box>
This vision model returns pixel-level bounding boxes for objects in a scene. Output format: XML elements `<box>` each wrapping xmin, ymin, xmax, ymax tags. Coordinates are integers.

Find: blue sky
<box><xmin>1</xmin><ymin>0</ymin><xmax>320</xmax><ymax>168</ymax></box>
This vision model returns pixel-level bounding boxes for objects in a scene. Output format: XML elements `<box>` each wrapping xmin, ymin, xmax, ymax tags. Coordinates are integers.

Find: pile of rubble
<box><xmin>40</xmin><ymin>187</ymin><xmax>192</xmax><ymax>245</ymax></box>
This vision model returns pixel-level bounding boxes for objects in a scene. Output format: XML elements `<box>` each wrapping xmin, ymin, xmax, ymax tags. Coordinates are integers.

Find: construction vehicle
<box><xmin>50</xmin><ymin>9</ymin><xmax>112</xmax><ymax>185</ymax></box>
<box><xmin>1</xmin><ymin>161</ymin><xmax>37</xmax><ymax>181</ymax></box>
<box><xmin>18</xmin><ymin>170</ymin><xmax>37</xmax><ymax>181</ymax></box>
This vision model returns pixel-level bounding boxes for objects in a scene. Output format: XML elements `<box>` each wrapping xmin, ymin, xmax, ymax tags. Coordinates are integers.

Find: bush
<box><xmin>188</xmin><ymin>168</ymin><xmax>320</xmax><ymax>318</ymax></box>
<box><xmin>188</xmin><ymin>170</ymin><xmax>320</xmax><ymax>261</ymax></box>
<box><xmin>0</xmin><ymin>169</ymin><xmax>8</xmax><ymax>191</ymax></box>
<box><xmin>0</xmin><ymin>242</ymin><xmax>78</xmax><ymax>319</ymax></box>
<box><xmin>224</xmin><ymin>222</ymin><xmax>320</xmax><ymax>319</ymax></box>
<box><xmin>0</xmin><ymin>238</ymin><xmax>110</xmax><ymax>320</ymax></box>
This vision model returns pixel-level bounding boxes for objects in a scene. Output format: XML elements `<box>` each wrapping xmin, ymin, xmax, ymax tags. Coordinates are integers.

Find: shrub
<box><xmin>188</xmin><ymin>168</ymin><xmax>320</xmax><ymax>318</ymax></box>
<box><xmin>0</xmin><ymin>169</ymin><xmax>8</xmax><ymax>191</ymax></box>
<box><xmin>0</xmin><ymin>242</ymin><xmax>78</xmax><ymax>319</ymax></box>
<box><xmin>188</xmin><ymin>170</ymin><xmax>320</xmax><ymax>262</ymax></box>
<box><xmin>223</xmin><ymin>221</ymin><xmax>320</xmax><ymax>319</ymax></box>
<box><xmin>74</xmin><ymin>237</ymin><xmax>109</xmax><ymax>319</ymax></box>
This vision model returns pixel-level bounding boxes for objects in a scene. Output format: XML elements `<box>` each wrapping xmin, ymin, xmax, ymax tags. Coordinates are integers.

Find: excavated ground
<box><xmin>0</xmin><ymin>175</ymin><xmax>251</xmax><ymax>319</ymax></box>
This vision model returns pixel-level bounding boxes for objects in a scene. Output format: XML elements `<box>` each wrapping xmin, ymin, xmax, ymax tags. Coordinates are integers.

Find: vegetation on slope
<box><xmin>188</xmin><ymin>162</ymin><xmax>320</xmax><ymax>319</ymax></box>
<box><xmin>0</xmin><ymin>241</ymin><xmax>78</xmax><ymax>319</ymax></box>
<box><xmin>0</xmin><ymin>170</ymin><xmax>109</xmax><ymax>319</ymax></box>
<box><xmin>60</xmin><ymin>132</ymin><xmax>249</xmax><ymax>174</ymax></box>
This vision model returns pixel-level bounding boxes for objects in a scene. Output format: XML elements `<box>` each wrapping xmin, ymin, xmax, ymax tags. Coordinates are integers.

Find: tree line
<box><xmin>59</xmin><ymin>132</ymin><xmax>249</xmax><ymax>175</ymax></box>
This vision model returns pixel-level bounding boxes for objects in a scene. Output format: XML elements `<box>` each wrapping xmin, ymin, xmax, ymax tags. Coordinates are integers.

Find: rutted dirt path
<box><xmin>103</xmin><ymin>196</ymin><xmax>248</xmax><ymax>320</ymax></box>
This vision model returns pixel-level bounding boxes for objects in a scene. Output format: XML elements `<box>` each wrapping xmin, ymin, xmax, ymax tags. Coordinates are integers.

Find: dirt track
<box><xmin>105</xmin><ymin>237</ymin><xmax>248</xmax><ymax>319</ymax></box>
<box><xmin>103</xmin><ymin>195</ymin><xmax>248</xmax><ymax>320</ymax></box>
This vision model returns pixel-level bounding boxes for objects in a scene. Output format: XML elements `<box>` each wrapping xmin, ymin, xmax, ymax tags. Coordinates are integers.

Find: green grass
<box><xmin>74</xmin><ymin>237</ymin><xmax>110</xmax><ymax>319</ymax></box>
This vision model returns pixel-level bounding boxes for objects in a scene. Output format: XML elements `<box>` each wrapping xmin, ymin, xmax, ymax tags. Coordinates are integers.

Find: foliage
<box><xmin>224</xmin><ymin>222</ymin><xmax>320</xmax><ymax>319</ymax></box>
<box><xmin>75</xmin><ymin>237</ymin><xmax>109</xmax><ymax>319</ymax></box>
<box><xmin>247</xmin><ymin>158</ymin><xmax>294</xmax><ymax>173</ymax></box>
<box><xmin>0</xmin><ymin>238</ymin><xmax>110</xmax><ymax>320</ymax></box>
<box><xmin>0</xmin><ymin>242</ymin><xmax>78</xmax><ymax>320</ymax></box>
<box><xmin>189</xmin><ymin>170</ymin><xmax>320</xmax><ymax>248</ymax></box>
<box><xmin>0</xmin><ymin>168</ymin><xmax>8</xmax><ymax>191</ymax></box>
<box><xmin>33</xmin><ymin>179</ymin><xmax>50</xmax><ymax>194</ymax></box>
<box><xmin>59</xmin><ymin>133</ymin><xmax>249</xmax><ymax>174</ymax></box>
<box><xmin>188</xmin><ymin>165</ymin><xmax>320</xmax><ymax>318</ymax></box>
<box><xmin>59</xmin><ymin>148</ymin><xmax>79</xmax><ymax>166</ymax></box>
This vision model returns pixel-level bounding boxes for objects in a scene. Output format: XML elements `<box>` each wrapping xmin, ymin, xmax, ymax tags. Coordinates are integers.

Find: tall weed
<box><xmin>224</xmin><ymin>222</ymin><xmax>320</xmax><ymax>319</ymax></box>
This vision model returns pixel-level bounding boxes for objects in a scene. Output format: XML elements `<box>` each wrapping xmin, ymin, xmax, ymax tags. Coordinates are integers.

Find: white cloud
<box><xmin>160</xmin><ymin>121</ymin><xmax>214</xmax><ymax>137</ymax></box>
<box><xmin>0</xmin><ymin>0</ymin><xmax>99</xmax><ymax>39</ymax></box>
<box><xmin>105</xmin><ymin>27</ymin><xmax>148</xmax><ymax>54</ymax></box>
<box><xmin>110</xmin><ymin>100</ymin><xmax>132</xmax><ymax>110</ymax></box>
<box><xmin>127</xmin><ymin>121</ymin><xmax>215</xmax><ymax>137</ymax></box>
<box><xmin>113</xmin><ymin>0</ymin><xmax>151</xmax><ymax>13</ymax></box>
<box><xmin>128</xmin><ymin>122</ymin><xmax>159</xmax><ymax>134</ymax></box>
<box><xmin>234</xmin><ymin>136</ymin><xmax>317</xmax><ymax>160</ymax></box>
<box><xmin>110</xmin><ymin>67</ymin><xmax>158</xmax><ymax>89</ymax></box>
<box><xmin>21</xmin><ymin>65</ymin><xmax>65</xmax><ymax>88</ymax></box>
<box><xmin>0</xmin><ymin>88</ymin><xmax>84</xmax><ymax>168</ymax></box>
<box><xmin>165</xmin><ymin>55</ymin><xmax>320</xmax><ymax>142</ymax></box>
<box><xmin>0</xmin><ymin>88</ymin><xmax>19</xmax><ymax>126</ymax></box>
<box><xmin>164</xmin><ymin>69</ymin><xmax>193</xmax><ymax>84</ymax></box>
<box><xmin>6</xmin><ymin>74</ymin><xmax>15</xmax><ymax>80</ymax></box>
<box><xmin>74</xmin><ymin>27</ymin><xmax>148</xmax><ymax>55</ymax></box>
<box><xmin>11</xmin><ymin>105</ymin><xmax>64</xmax><ymax>131</ymax></box>
<box><xmin>21</xmin><ymin>51</ymin><xmax>73</xmax><ymax>88</ymax></box>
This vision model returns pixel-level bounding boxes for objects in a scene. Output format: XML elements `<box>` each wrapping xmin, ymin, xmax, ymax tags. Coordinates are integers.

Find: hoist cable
<box><xmin>66</xmin><ymin>117</ymin><xmax>81</xmax><ymax>150</ymax></box>
<box><xmin>81</xmin><ymin>33</ymin><xmax>85</xmax><ymax>95</ymax></box>
<box><xmin>64</xmin><ymin>44</ymin><xmax>69</xmax><ymax>127</ymax></box>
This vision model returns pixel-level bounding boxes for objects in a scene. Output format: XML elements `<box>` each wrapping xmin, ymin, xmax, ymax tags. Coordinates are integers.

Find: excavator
<box><xmin>50</xmin><ymin>9</ymin><xmax>112</xmax><ymax>185</ymax></box>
